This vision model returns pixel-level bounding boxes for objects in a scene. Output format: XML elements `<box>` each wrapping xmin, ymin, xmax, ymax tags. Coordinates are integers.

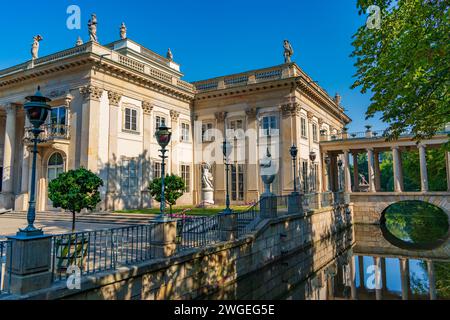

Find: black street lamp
<box><xmin>222</xmin><ymin>139</ymin><xmax>233</xmax><ymax>214</ymax></box>
<box><xmin>155</xmin><ymin>125</ymin><xmax>172</xmax><ymax>216</ymax></box>
<box><xmin>18</xmin><ymin>87</ymin><xmax>51</xmax><ymax>237</ymax></box>
<box><xmin>290</xmin><ymin>145</ymin><xmax>298</xmax><ymax>194</ymax></box>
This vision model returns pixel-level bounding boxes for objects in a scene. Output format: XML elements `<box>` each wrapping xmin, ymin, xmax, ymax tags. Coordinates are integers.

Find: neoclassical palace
<box><xmin>0</xmin><ymin>33</ymin><xmax>350</xmax><ymax>212</ymax></box>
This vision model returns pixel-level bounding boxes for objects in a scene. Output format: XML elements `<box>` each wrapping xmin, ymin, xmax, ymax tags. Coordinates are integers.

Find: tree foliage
<box><xmin>352</xmin><ymin>0</ymin><xmax>450</xmax><ymax>142</ymax></box>
<box><xmin>148</xmin><ymin>174</ymin><xmax>186</xmax><ymax>214</ymax></box>
<box><xmin>48</xmin><ymin>168</ymin><xmax>104</xmax><ymax>231</ymax></box>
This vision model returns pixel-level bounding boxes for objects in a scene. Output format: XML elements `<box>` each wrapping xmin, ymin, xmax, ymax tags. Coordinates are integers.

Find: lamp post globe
<box><xmin>155</xmin><ymin>125</ymin><xmax>172</xmax><ymax>218</ymax></box>
<box><xmin>222</xmin><ymin>139</ymin><xmax>233</xmax><ymax>214</ymax></box>
<box><xmin>19</xmin><ymin>87</ymin><xmax>51</xmax><ymax>237</ymax></box>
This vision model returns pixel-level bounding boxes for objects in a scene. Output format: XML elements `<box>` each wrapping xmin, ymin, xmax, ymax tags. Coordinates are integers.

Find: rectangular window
<box><xmin>50</xmin><ymin>106</ymin><xmax>68</xmax><ymax>137</ymax></box>
<box><xmin>122</xmin><ymin>159</ymin><xmax>138</xmax><ymax>194</ymax></box>
<box><xmin>312</xmin><ymin>123</ymin><xmax>318</xmax><ymax>142</ymax></box>
<box><xmin>202</xmin><ymin>123</ymin><xmax>214</xmax><ymax>142</ymax></box>
<box><xmin>155</xmin><ymin>116</ymin><xmax>166</xmax><ymax>130</ymax></box>
<box><xmin>124</xmin><ymin>108</ymin><xmax>138</xmax><ymax>132</ymax></box>
<box><xmin>181</xmin><ymin>165</ymin><xmax>191</xmax><ymax>192</ymax></box>
<box><xmin>180</xmin><ymin>123</ymin><xmax>190</xmax><ymax>142</ymax></box>
<box><xmin>301</xmin><ymin>160</ymin><xmax>309</xmax><ymax>193</ymax></box>
<box><xmin>153</xmin><ymin>161</ymin><xmax>162</xmax><ymax>179</ymax></box>
<box><xmin>301</xmin><ymin>118</ymin><xmax>307</xmax><ymax>139</ymax></box>
<box><xmin>230</xmin><ymin>164</ymin><xmax>245</xmax><ymax>201</ymax></box>
<box><xmin>261</xmin><ymin>116</ymin><xmax>278</xmax><ymax>136</ymax></box>
<box><xmin>227</xmin><ymin>119</ymin><xmax>244</xmax><ymax>139</ymax></box>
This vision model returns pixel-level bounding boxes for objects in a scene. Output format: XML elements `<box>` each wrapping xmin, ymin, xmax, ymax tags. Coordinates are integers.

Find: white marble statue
<box><xmin>120</xmin><ymin>22</ymin><xmax>127</xmax><ymax>40</ymax></box>
<box><xmin>75</xmin><ymin>36</ymin><xmax>83</xmax><ymax>47</ymax></box>
<box><xmin>201</xmin><ymin>162</ymin><xmax>214</xmax><ymax>205</ymax></box>
<box><xmin>31</xmin><ymin>35</ymin><xmax>43</xmax><ymax>60</ymax></box>
<box><xmin>359</xmin><ymin>173</ymin><xmax>369</xmax><ymax>186</ymax></box>
<box><xmin>202</xmin><ymin>162</ymin><xmax>214</xmax><ymax>190</ymax></box>
<box><xmin>283</xmin><ymin>40</ymin><xmax>294</xmax><ymax>63</ymax></box>
<box><xmin>88</xmin><ymin>14</ymin><xmax>98</xmax><ymax>42</ymax></box>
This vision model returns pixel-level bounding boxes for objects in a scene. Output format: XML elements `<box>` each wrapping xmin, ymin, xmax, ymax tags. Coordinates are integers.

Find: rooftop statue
<box><xmin>167</xmin><ymin>48</ymin><xmax>173</xmax><ymax>61</ymax></box>
<box><xmin>31</xmin><ymin>35</ymin><xmax>43</xmax><ymax>60</ymax></box>
<box><xmin>75</xmin><ymin>36</ymin><xmax>83</xmax><ymax>47</ymax></box>
<box><xmin>120</xmin><ymin>22</ymin><xmax>127</xmax><ymax>40</ymax></box>
<box><xmin>88</xmin><ymin>14</ymin><xmax>98</xmax><ymax>42</ymax></box>
<box><xmin>283</xmin><ymin>40</ymin><xmax>294</xmax><ymax>63</ymax></box>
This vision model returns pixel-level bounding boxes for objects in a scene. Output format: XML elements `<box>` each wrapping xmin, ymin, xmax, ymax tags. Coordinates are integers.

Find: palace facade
<box><xmin>0</xmin><ymin>37</ymin><xmax>350</xmax><ymax>212</ymax></box>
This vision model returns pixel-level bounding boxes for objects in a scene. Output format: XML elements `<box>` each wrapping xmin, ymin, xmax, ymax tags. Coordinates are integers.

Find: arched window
<box><xmin>48</xmin><ymin>152</ymin><xmax>64</xmax><ymax>181</ymax></box>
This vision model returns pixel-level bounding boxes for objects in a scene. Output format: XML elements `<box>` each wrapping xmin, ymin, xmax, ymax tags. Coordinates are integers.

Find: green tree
<box><xmin>48</xmin><ymin>168</ymin><xmax>104</xmax><ymax>231</ymax></box>
<box><xmin>148</xmin><ymin>174</ymin><xmax>186</xmax><ymax>214</ymax></box>
<box><xmin>351</xmin><ymin>0</ymin><xmax>450</xmax><ymax>142</ymax></box>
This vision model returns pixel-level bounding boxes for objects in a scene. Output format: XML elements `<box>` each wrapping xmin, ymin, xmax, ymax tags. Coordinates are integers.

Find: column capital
<box><xmin>215</xmin><ymin>111</ymin><xmax>227</xmax><ymax>122</ymax></box>
<box><xmin>392</xmin><ymin>145</ymin><xmax>400</xmax><ymax>150</ymax></box>
<box><xmin>367</xmin><ymin>147</ymin><xmax>374</xmax><ymax>152</ymax></box>
<box><xmin>306</xmin><ymin>110</ymin><xmax>314</xmax><ymax>120</ymax></box>
<box><xmin>4</xmin><ymin>102</ymin><xmax>19</xmax><ymax>114</ymax></box>
<box><xmin>245</xmin><ymin>107</ymin><xmax>257</xmax><ymax>119</ymax></box>
<box><xmin>170</xmin><ymin>110</ymin><xmax>180</xmax><ymax>122</ymax></box>
<box><xmin>107</xmin><ymin>91</ymin><xmax>122</xmax><ymax>106</ymax></box>
<box><xmin>142</xmin><ymin>101</ymin><xmax>153</xmax><ymax>115</ymax></box>
<box><xmin>80</xmin><ymin>85</ymin><xmax>103</xmax><ymax>101</ymax></box>
<box><xmin>280</xmin><ymin>102</ymin><xmax>299</xmax><ymax>118</ymax></box>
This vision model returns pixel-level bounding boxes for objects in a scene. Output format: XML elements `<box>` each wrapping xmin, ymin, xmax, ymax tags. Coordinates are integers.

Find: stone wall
<box><xmin>351</xmin><ymin>192</ymin><xmax>450</xmax><ymax>225</ymax></box>
<box><xmin>12</xmin><ymin>203</ymin><xmax>353</xmax><ymax>300</ymax></box>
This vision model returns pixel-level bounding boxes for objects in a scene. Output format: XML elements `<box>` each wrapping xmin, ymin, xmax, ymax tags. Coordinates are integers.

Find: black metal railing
<box><xmin>51</xmin><ymin>224</ymin><xmax>157</xmax><ymax>281</ymax></box>
<box><xmin>176</xmin><ymin>215</ymin><xmax>221</xmax><ymax>250</ymax></box>
<box><xmin>235</xmin><ymin>201</ymin><xmax>260</xmax><ymax>237</ymax></box>
<box><xmin>0</xmin><ymin>240</ymin><xmax>11</xmax><ymax>295</ymax></box>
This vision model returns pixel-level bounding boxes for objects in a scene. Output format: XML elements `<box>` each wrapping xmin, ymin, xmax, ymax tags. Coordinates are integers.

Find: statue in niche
<box><xmin>88</xmin><ymin>14</ymin><xmax>98</xmax><ymax>42</ymax></box>
<box><xmin>31</xmin><ymin>35</ymin><xmax>43</xmax><ymax>60</ymax></box>
<box><xmin>120</xmin><ymin>22</ymin><xmax>127</xmax><ymax>40</ymax></box>
<box><xmin>283</xmin><ymin>40</ymin><xmax>294</xmax><ymax>63</ymax></box>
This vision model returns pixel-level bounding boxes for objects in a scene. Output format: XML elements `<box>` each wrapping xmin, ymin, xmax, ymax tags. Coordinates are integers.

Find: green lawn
<box><xmin>114</xmin><ymin>205</ymin><xmax>251</xmax><ymax>216</ymax></box>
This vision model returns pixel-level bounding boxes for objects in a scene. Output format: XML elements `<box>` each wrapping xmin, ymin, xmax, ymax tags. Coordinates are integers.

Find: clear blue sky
<box><xmin>0</xmin><ymin>0</ymin><xmax>385</xmax><ymax>132</ymax></box>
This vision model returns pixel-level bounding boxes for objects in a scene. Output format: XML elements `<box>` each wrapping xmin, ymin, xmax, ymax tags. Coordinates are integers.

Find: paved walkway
<box><xmin>0</xmin><ymin>212</ymin><xmax>154</xmax><ymax>237</ymax></box>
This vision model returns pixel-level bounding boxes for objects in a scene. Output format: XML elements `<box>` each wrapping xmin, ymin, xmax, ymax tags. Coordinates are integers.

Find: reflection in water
<box><xmin>381</xmin><ymin>201</ymin><xmax>449</xmax><ymax>249</ymax></box>
<box><xmin>204</xmin><ymin>224</ymin><xmax>450</xmax><ymax>300</ymax></box>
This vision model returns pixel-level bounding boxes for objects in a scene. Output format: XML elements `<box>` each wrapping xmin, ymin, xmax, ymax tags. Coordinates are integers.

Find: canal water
<box><xmin>205</xmin><ymin>202</ymin><xmax>450</xmax><ymax>300</ymax></box>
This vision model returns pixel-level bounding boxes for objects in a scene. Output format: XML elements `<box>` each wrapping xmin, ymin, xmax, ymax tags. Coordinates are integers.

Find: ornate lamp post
<box><xmin>222</xmin><ymin>139</ymin><xmax>233</xmax><ymax>214</ymax></box>
<box><xmin>155</xmin><ymin>125</ymin><xmax>172</xmax><ymax>216</ymax></box>
<box><xmin>290</xmin><ymin>145</ymin><xmax>299</xmax><ymax>194</ymax></box>
<box><xmin>337</xmin><ymin>159</ymin><xmax>344</xmax><ymax>191</ymax></box>
<box><xmin>309</xmin><ymin>151</ymin><xmax>317</xmax><ymax>192</ymax></box>
<box><xmin>19</xmin><ymin>87</ymin><xmax>51</xmax><ymax>237</ymax></box>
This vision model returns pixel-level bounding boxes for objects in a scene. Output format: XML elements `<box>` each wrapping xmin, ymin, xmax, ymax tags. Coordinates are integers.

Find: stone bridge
<box><xmin>350</xmin><ymin>192</ymin><xmax>450</xmax><ymax>225</ymax></box>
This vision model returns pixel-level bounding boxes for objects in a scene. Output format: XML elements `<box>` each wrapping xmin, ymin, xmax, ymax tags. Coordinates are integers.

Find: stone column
<box><xmin>446</xmin><ymin>151</ymin><xmax>450</xmax><ymax>192</ymax></box>
<box><xmin>214</xmin><ymin>112</ymin><xmax>227</xmax><ymax>204</ymax></box>
<box><xmin>367</xmin><ymin>148</ymin><xmax>376</xmax><ymax>192</ymax></box>
<box><xmin>169</xmin><ymin>110</ymin><xmax>180</xmax><ymax>175</ymax></box>
<box><xmin>418</xmin><ymin>144</ymin><xmax>429</xmax><ymax>192</ymax></box>
<box><xmin>358</xmin><ymin>256</ymin><xmax>365</xmax><ymax>291</ymax></box>
<box><xmin>400</xmin><ymin>258</ymin><xmax>409</xmax><ymax>300</ymax></box>
<box><xmin>245</xmin><ymin>107</ymin><xmax>259</xmax><ymax>201</ymax></box>
<box><xmin>392</xmin><ymin>146</ymin><xmax>404</xmax><ymax>192</ymax></box>
<box><xmin>352</xmin><ymin>152</ymin><xmax>359</xmax><ymax>192</ymax></box>
<box><xmin>219</xmin><ymin>213</ymin><xmax>238</xmax><ymax>241</ymax></box>
<box><xmin>105</xmin><ymin>91</ymin><xmax>122</xmax><ymax>211</ymax></box>
<box><xmin>6</xmin><ymin>234</ymin><xmax>53</xmax><ymax>295</ymax></box>
<box><xmin>150</xmin><ymin>218</ymin><xmax>177</xmax><ymax>258</ymax></box>
<box><xmin>280</xmin><ymin>103</ymin><xmax>299</xmax><ymax>193</ymax></box>
<box><xmin>79</xmin><ymin>85</ymin><xmax>103</xmax><ymax>173</ymax></box>
<box><xmin>322</xmin><ymin>152</ymin><xmax>330</xmax><ymax>192</ymax></box>
<box><xmin>1</xmin><ymin>104</ymin><xmax>17</xmax><ymax>208</ymax></box>
<box><xmin>374</xmin><ymin>151</ymin><xmax>381</xmax><ymax>191</ymax></box>
<box><xmin>329</xmin><ymin>155</ymin><xmax>338</xmax><ymax>192</ymax></box>
<box><xmin>374</xmin><ymin>257</ymin><xmax>382</xmax><ymax>300</ymax></box>
<box><xmin>343</xmin><ymin>149</ymin><xmax>352</xmax><ymax>193</ymax></box>
<box><xmin>350</xmin><ymin>255</ymin><xmax>357</xmax><ymax>300</ymax></box>
<box><xmin>141</xmin><ymin>101</ymin><xmax>153</xmax><ymax>209</ymax></box>
<box><xmin>15</xmin><ymin>146</ymin><xmax>31</xmax><ymax>211</ymax></box>
<box><xmin>427</xmin><ymin>260</ymin><xmax>437</xmax><ymax>300</ymax></box>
